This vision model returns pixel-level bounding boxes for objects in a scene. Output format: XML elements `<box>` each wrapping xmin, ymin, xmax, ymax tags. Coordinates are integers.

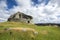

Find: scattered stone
<box><xmin>9</xmin><ymin>27</ymin><xmax>38</xmax><ymax>35</ymax></box>
<box><xmin>22</xmin><ymin>29</ymin><xmax>27</xmax><ymax>32</ymax></box>
<box><xmin>34</xmin><ymin>31</ymin><xmax>38</xmax><ymax>35</ymax></box>
<box><xmin>4</xmin><ymin>28</ymin><xmax>11</xmax><ymax>31</ymax></box>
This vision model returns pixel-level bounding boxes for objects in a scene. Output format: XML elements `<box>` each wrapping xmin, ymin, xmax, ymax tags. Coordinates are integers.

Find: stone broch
<box><xmin>8</xmin><ymin>12</ymin><xmax>33</xmax><ymax>23</ymax></box>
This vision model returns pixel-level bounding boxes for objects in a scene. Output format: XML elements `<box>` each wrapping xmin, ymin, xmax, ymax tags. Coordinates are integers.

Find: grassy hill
<box><xmin>0</xmin><ymin>22</ymin><xmax>60</xmax><ymax>40</ymax></box>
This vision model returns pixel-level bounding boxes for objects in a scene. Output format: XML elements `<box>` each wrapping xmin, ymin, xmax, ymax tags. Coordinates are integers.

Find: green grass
<box><xmin>0</xmin><ymin>22</ymin><xmax>60</xmax><ymax>40</ymax></box>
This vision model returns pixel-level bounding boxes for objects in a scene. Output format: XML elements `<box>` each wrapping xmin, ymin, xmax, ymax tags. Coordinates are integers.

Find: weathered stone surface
<box><xmin>8</xmin><ymin>12</ymin><xmax>33</xmax><ymax>23</ymax></box>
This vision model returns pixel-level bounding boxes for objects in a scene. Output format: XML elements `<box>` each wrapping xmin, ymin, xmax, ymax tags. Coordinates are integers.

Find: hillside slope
<box><xmin>0</xmin><ymin>22</ymin><xmax>60</xmax><ymax>40</ymax></box>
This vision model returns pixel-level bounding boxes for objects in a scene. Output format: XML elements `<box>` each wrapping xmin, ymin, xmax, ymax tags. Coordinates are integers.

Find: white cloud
<box><xmin>0</xmin><ymin>0</ymin><xmax>60</xmax><ymax>23</ymax></box>
<box><xmin>7</xmin><ymin>0</ymin><xmax>60</xmax><ymax>23</ymax></box>
<box><xmin>0</xmin><ymin>0</ymin><xmax>9</xmax><ymax>22</ymax></box>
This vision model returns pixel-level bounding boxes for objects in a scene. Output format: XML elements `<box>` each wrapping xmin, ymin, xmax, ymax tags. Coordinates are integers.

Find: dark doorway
<box><xmin>8</xmin><ymin>18</ymin><xmax>11</xmax><ymax>21</ymax></box>
<box><xmin>28</xmin><ymin>21</ymin><xmax>30</xmax><ymax>23</ymax></box>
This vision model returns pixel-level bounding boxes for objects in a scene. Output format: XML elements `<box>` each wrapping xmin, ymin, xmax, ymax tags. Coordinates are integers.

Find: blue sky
<box><xmin>0</xmin><ymin>0</ymin><xmax>60</xmax><ymax>23</ymax></box>
<box><xmin>6</xmin><ymin>0</ymin><xmax>49</xmax><ymax>9</ymax></box>
<box><xmin>6</xmin><ymin>0</ymin><xmax>17</xmax><ymax>9</ymax></box>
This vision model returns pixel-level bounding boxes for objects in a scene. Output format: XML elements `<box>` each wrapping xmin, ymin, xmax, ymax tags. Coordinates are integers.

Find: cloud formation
<box><xmin>0</xmin><ymin>0</ymin><xmax>60</xmax><ymax>23</ymax></box>
<box><xmin>0</xmin><ymin>0</ymin><xmax>9</xmax><ymax>22</ymax></box>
